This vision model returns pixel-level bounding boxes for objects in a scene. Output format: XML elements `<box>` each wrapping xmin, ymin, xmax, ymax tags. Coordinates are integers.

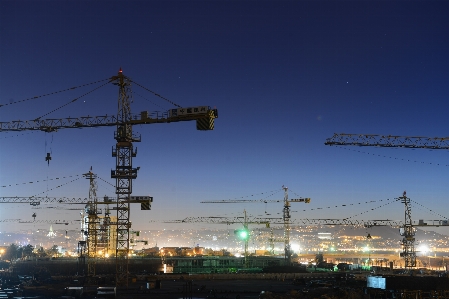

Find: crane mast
<box><xmin>400</xmin><ymin>192</ymin><xmax>416</xmax><ymax>269</ymax></box>
<box><xmin>83</xmin><ymin>168</ymin><xmax>99</xmax><ymax>280</ymax></box>
<box><xmin>282</xmin><ymin>186</ymin><xmax>291</xmax><ymax>264</ymax></box>
<box><xmin>110</xmin><ymin>69</ymin><xmax>140</xmax><ymax>287</ymax></box>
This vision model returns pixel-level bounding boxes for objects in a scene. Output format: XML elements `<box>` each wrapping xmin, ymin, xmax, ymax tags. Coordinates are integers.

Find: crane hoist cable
<box><xmin>332</xmin><ymin>146</ymin><xmax>449</xmax><ymax>167</ymax></box>
<box><xmin>292</xmin><ymin>198</ymin><xmax>392</xmax><ymax>214</ymax></box>
<box><xmin>200</xmin><ymin>189</ymin><xmax>283</xmax><ymax>203</ymax></box>
<box><xmin>342</xmin><ymin>197</ymin><xmax>401</xmax><ymax>221</ymax></box>
<box><xmin>409</xmin><ymin>199</ymin><xmax>448</xmax><ymax>221</ymax></box>
<box><xmin>1</xmin><ymin>131</ymin><xmax>32</xmax><ymax>140</ymax></box>
<box><xmin>28</xmin><ymin>176</ymin><xmax>81</xmax><ymax>199</ymax></box>
<box><xmin>0</xmin><ymin>174</ymin><xmax>81</xmax><ymax>188</ymax></box>
<box><xmin>34</xmin><ymin>80</ymin><xmax>112</xmax><ymax>120</ymax></box>
<box><xmin>132</xmin><ymin>91</ymin><xmax>167</xmax><ymax>110</ymax></box>
<box><xmin>0</xmin><ymin>78</ymin><xmax>111</xmax><ymax>108</ymax></box>
<box><xmin>129</xmin><ymin>79</ymin><xmax>182</xmax><ymax>108</ymax></box>
<box><xmin>94</xmin><ymin>176</ymin><xmax>116</xmax><ymax>194</ymax></box>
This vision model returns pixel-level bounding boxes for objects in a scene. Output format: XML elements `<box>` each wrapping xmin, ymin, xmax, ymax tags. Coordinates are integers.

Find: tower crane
<box><xmin>398</xmin><ymin>191</ymin><xmax>416</xmax><ymax>269</ymax></box>
<box><xmin>325</xmin><ymin>133</ymin><xmax>449</xmax><ymax>269</ymax></box>
<box><xmin>1</xmin><ymin>69</ymin><xmax>218</xmax><ymax>287</ymax></box>
<box><xmin>166</xmin><ymin>210</ymin><xmax>279</xmax><ymax>268</ymax></box>
<box><xmin>83</xmin><ymin>167</ymin><xmax>100</xmax><ymax>280</ymax></box>
<box><xmin>201</xmin><ymin>186</ymin><xmax>310</xmax><ymax>264</ymax></box>
<box><xmin>290</xmin><ymin>192</ymin><xmax>448</xmax><ymax>270</ymax></box>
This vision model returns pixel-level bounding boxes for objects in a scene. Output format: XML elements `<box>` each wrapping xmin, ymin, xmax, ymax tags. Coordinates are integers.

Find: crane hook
<box><xmin>45</xmin><ymin>153</ymin><xmax>52</xmax><ymax>165</ymax></box>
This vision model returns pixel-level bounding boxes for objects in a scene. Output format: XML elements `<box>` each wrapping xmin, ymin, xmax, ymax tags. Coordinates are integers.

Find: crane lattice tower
<box><xmin>83</xmin><ymin>168</ymin><xmax>99</xmax><ymax>279</ymax></box>
<box><xmin>110</xmin><ymin>70</ymin><xmax>140</xmax><ymax>287</ymax></box>
<box><xmin>400</xmin><ymin>192</ymin><xmax>417</xmax><ymax>269</ymax></box>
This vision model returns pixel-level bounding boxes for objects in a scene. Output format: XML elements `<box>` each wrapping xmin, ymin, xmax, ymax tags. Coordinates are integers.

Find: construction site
<box><xmin>0</xmin><ymin>69</ymin><xmax>448</xmax><ymax>299</ymax></box>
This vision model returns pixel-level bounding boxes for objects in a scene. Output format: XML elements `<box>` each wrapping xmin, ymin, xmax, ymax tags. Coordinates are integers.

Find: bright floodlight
<box><xmin>418</xmin><ymin>244</ymin><xmax>429</xmax><ymax>253</ymax></box>
<box><xmin>291</xmin><ymin>244</ymin><xmax>300</xmax><ymax>252</ymax></box>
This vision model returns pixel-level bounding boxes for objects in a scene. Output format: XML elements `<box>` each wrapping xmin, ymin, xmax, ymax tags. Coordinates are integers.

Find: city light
<box><xmin>291</xmin><ymin>243</ymin><xmax>300</xmax><ymax>253</ymax></box>
<box><xmin>418</xmin><ymin>244</ymin><xmax>429</xmax><ymax>254</ymax></box>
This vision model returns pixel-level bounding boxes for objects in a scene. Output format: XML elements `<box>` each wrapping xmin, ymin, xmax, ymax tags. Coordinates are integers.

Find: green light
<box><xmin>234</xmin><ymin>229</ymin><xmax>250</xmax><ymax>241</ymax></box>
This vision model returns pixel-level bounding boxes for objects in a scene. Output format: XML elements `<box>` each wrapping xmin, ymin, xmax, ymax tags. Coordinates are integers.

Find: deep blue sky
<box><xmin>1</xmin><ymin>1</ymin><xmax>449</xmax><ymax>238</ymax></box>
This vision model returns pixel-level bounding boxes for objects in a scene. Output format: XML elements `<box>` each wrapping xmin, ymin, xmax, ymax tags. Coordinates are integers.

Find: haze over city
<box><xmin>1</xmin><ymin>0</ymin><xmax>448</xmax><ymax>245</ymax></box>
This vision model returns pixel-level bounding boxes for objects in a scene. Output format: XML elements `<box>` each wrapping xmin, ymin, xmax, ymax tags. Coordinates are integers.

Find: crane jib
<box><xmin>0</xmin><ymin>107</ymin><xmax>218</xmax><ymax>132</ymax></box>
<box><xmin>325</xmin><ymin>133</ymin><xmax>449</xmax><ymax>149</ymax></box>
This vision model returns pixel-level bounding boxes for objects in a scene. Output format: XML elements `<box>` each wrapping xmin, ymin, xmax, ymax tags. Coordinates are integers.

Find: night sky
<box><xmin>1</xmin><ymin>1</ymin><xmax>448</xmax><ymax>236</ymax></box>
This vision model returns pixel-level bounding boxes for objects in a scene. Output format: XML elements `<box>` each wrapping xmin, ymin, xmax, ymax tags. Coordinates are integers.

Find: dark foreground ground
<box><xmin>14</xmin><ymin>276</ymin><xmax>367</xmax><ymax>299</ymax></box>
<box><xmin>4</xmin><ymin>267</ymin><xmax>449</xmax><ymax>298</ymax></box>
<box><xmin>8</xmin><ymin>275</ymin><xmax>449</xmax><ymax>298</ymax></box>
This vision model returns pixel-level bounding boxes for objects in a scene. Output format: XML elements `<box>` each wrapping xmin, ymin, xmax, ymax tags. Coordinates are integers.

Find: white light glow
<box><xmin>291</xmin><ymin>244</ymin><xmax>300</xmax><ymax>252</ymax></box>
<box><xmin>418</xmin><ymin>244</ymin><xmax>429</xmax><ymax>253</ymax></box>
